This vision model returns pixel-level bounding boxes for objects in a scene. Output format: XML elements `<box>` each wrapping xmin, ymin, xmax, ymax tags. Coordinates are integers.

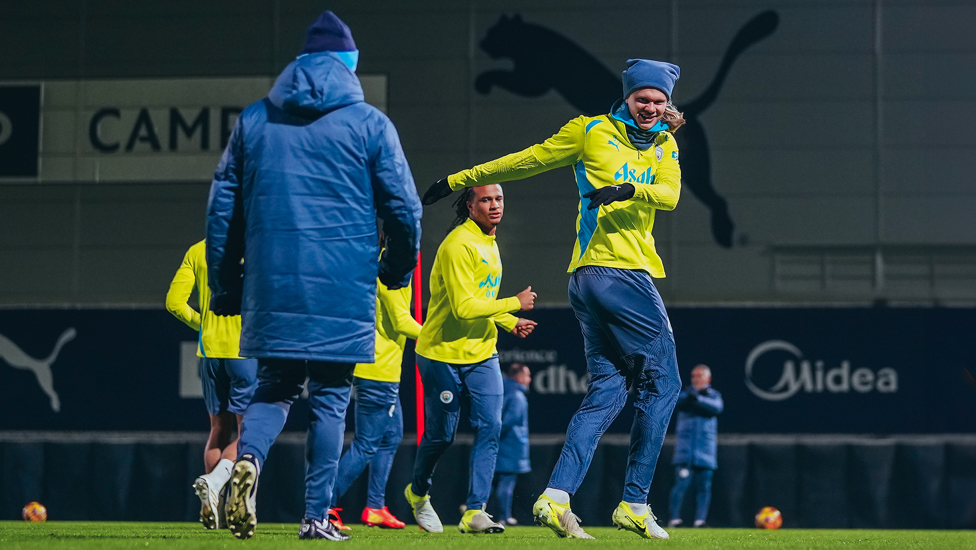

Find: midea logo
<box><xmin>745</xmin><ymin>340</ymin><xmax>898</xmax><ymax>402</ymax></box>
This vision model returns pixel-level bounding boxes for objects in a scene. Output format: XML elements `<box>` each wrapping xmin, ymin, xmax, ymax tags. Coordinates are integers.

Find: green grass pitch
<box><xmin>2</xmin><ymin>522</ymin><xmax>975</xmax><ymax>549</ymax></box>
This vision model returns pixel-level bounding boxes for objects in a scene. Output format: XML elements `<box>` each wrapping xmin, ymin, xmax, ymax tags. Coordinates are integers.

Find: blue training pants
<box><xmin>332</xmin><ymin>377</ymin><xmax>403</xmax><ymax>509</ymax></box>
<box><xmin>548</xmin><ymin>266</ymin><xmax>681</xmax><ymax>503</ymax></box>
<box><xmin>669</xmin><ymin>465</ymin><xmax>714</xmax><ymax>523</ymax></box>
<box><xmin>412</xmin><ymin>354</ymin><xmax>503</xmax><ymax>510</ymax></box>
<box><xmin>237</xmin><ymin>358</ymin><xmax>354</xmax><ymax>521</ymax></box>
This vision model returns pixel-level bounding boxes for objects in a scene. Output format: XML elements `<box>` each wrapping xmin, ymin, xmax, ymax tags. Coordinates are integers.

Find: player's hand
<box><xmin>422</xmin><ymin>178</ymin><xmax>453</xmax><ymax>205</ymax></box>
<box><xmin>511</xmin><ymin>318</ymin><xmax>538</xmax><ymax>338</ymax></box>
<box><xmin>582</xmin><ymin>183</ymin><xmax>635</xmax><ymax>209</ymax></box>
<box><xmin>516</xmin><ymin>286</ymin><xmax>537</xmax><ymax>311</ymax></box>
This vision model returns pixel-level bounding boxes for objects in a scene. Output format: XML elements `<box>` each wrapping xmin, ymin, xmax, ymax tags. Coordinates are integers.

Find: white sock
<box><xmin>208</xmin><ymin>458</ymin><xmax>234</xmax><ymax>488</ymax></box>
<box><xmin>626</xmin><ymin>502</ymin><xmax>648</xmax><ymax>515</ymax></box>
<box><xmin>542</xmin><ymin>488</ymin><xmax>570</xmax><ymax>504</ymax></box>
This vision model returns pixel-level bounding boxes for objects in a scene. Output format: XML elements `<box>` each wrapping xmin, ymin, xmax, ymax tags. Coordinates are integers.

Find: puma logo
<box><xmin>0</xmin><ymin>328</ymin><xmax>76</xmax><ymax>412</ymax></box>
<box><xmin>475</xmin><ymin>11</ymin><xmax>780</xmax><ymax>248</ymax></box>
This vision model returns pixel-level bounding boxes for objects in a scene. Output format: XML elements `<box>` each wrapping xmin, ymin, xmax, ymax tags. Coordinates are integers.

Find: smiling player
<box><xmin>423</xmin><ymin>59</ymin><xmax>685</xmax><ymax>540</ymax></box>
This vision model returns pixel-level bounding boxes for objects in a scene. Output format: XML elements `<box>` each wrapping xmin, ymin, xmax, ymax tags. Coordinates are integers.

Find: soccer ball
<box><xmin>22</xmin><ymin>501</ymin><xmax>47</xmax><ymax>522</ymax></box>
<box><xmin>755</xmin><ymin>506</ymin><xmax>782</xmax><ymax>529</ymax></box>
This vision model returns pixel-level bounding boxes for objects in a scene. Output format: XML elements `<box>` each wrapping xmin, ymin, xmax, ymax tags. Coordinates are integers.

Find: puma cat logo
<box><xmin>475</xmin><ymin>11</ymin><xmax>780</xmax><ymax>248</ymax></box>
<box><xmin>0</xmin><ymin>328</ymin><xmax>76</xmax><ymax>412</ymax></box>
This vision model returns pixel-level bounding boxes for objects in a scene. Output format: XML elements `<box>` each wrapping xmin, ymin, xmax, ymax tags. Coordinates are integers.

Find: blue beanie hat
<box><xmin>302</xmin><ymin>11</ymin><xmax>356</xmax><ymax>54</ymax></box>
<box><xmin>621</xmin><ymin>58</ymin><xmax>680</xmax><ymax>100</ymax></box>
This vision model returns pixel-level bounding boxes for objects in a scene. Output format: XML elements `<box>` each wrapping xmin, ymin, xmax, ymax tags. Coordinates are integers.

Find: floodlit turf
<box><xmin>1</xmin><ymin>522</ymin><xmax>974</xmax><ymax>549</ymax></box>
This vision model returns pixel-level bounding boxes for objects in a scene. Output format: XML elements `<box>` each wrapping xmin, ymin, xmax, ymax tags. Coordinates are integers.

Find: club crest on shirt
<box><xmin>440</xmin><ymin>391</ymin><xmax>454</xmax><ymax>404</ymax></box>
<box><xmin>655</xmin><ymin>146</ymin><xmax>664</xmax><ymax>161</ymax></box>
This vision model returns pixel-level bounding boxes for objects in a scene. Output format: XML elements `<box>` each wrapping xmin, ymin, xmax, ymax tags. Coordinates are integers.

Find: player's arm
<box><xmin>695</xmin><ymin>388</ymin><xmax>724</xmax><ymax>416</ymax></box>
<box><xmin>447</xmin><ymin>117</ymin><xmax>586</xmax><ymax>190</ymax></box>
<box><xmin>370</xmin><ymin>116</ymin><xmax>422</xmax><ymax>290</ymax></box>
<box><xmin>165</xmin><ymin>248</ymin><xmax>201</xmax><ymax>331</ymax></box>
<box><xmin>631</xmin><ymin>134</ymin><xmax>680</xmax><ymax>211</ymax></box>
<box><xmin>441</xmin><ymin>243</ymin><xmax>522</xmax><ymax>320</ymax></box>
<box><xmin>381</xmin><ymin>283</ymin><xmax>423</xmax><ymax>340</ymax></box>
<box><xmin>206</xmin><ymin>118</ymin><xmax>247</xmax><ymax>315</ymax></box>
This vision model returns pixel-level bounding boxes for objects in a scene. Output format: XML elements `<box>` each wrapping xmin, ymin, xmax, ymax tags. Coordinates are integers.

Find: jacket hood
<box><xmin>268</xmin><ymin>52</ymin><xmax>364</xmax><ymax>118</ymax></box>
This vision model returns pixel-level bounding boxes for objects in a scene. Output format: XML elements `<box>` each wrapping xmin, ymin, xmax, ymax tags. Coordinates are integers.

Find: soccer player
<box><xmin>328</xmin><ymin>243</ymin><xmax>421</xmax><ymax>531</ymax></box>
<box><xmin>423</xmin><ymin>59</ymin><xmax>684</xmax><ymax>539</ymax></box>
<box><xmin>206</xmin><ymin>11</ymin><xmax>422</xmax><ymax>541</ymax></box>
<box><xmin>165</xmin><ymin>239</ymin><xmax>257</xmax><ymax>530</ymax></box>
<box><xmin>494</xmin><ymin>363</ymin><xmax>532</xmax><ymax>526</ymax></box>
<box><xmin>668</xmin><ymin>364</ymin><xmax>723</xmax><ymax>528</ymax></box>
<box><xmin>404</xmin><ymin>184</ymin><xmax>537</xmax><ymax>535</ymax></box>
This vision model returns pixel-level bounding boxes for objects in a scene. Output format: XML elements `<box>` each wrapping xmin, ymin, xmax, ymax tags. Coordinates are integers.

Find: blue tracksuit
<box><xmin>205</xmin><ymin>51</ymin><xmax>422</xmax><ymax>522</ymax></box>
<box><xmin>669</xmin><ymin>385</ymin><xmax>723</xmax><ymax>522</ymax></box>
<box><xmin>494</xmin><ymin>377</ymin><xmax>530</xmax><ymax>520</ymax></box>
<box><xmin>413</xmin><ymin>355</ymin><xmax>503</xmax><ymax>510</ymax></box>
<box><xmin>332</xmin><ymin>378</ymin><xmax>403</xmax><ymax>509</ymax></box>
<box><xmin>548</xmin><ymin>266</ymin><xmax>681</xmax><ymax>503</ymax></box>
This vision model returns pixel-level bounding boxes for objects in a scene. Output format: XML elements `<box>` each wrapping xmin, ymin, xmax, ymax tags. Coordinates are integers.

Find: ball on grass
<box><xmin>755</xmin><ymin>506</ymin><xmax>782</xmax><ymax>529</ymax></box>
<box><xmin>22</xmin><ymin>501</ymin><xmax>47</xmax><ymax>523</ymax></box>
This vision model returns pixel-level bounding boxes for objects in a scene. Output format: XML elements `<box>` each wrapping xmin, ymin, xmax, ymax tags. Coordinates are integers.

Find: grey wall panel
<box><xmin>84</xmin><ymin>1</ymin><xmax>277</xmax><ymax>77</ymax></box>
<box><xmin>710</xmin><ymin>149</ymin><xmax>876</xmax><ymax>196</ymax></box>
<box><xmin>883</xmin><ymin>196</ymin><xmax>976</xmax><ymax>243</ymax></box>
<box><xmin>884</xmin><ymin>4</ymin><xmax>976</xmax><ymax>52</ymax></box>
<box><xmin>0</xmin><ymin>249</ymin><xmax>75</xmax><ymax>302</ymax></box>
<box><xmin>882</xmin><ymin>149</ymin><xmax>975</xmax><ymax>194</ymax></box>
<box><xmin>883</xmin><ymin>54</ymin><xmax>976</xmax><ymax>99</ymax></box>
<box><xmin>882</xmin><ymin>100</ymin><xmax>976</xmax><ymax>146</ymax></box>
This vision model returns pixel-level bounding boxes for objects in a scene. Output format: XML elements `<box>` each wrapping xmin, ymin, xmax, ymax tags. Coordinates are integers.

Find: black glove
<box><xmin>422</xmin><ymin>178</ymin><xmax>454</xmax><ymax>205</ymax></box>
<box><xmin>582</xmin><ymin>183</ymin><xmax>635</xmax><ymax>209</ymax></box>
<box><xmin>210</xmin><ymin>291</ymin><xmax>242</xmax><ymax>316</ymax></box>
<box><xmin>685</xmin><ymin>391</ymin><xmax>699</xmax><ymax>402</ymax></box>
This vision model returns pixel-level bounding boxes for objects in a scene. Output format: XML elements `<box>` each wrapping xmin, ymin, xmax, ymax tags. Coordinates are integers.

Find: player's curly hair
<box><xmin>448</xmin><ymin>187</ymin><xmax>476</xmax><ymax>234</ymax></box>
<box><xmin>662</xmin><ymin>101</ymin><xmax>685</xmax><ymax>132</ymax></box>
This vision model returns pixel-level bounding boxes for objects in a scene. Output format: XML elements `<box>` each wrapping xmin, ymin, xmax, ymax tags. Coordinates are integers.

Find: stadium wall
<box><xmin>2</xmin><ymin>0</ymin><xmax>976</xmax><ymax>307</ymax></box>
<box><xmin>2</xmin><ymin>432</ymin><xmax>975</xmax><ymax>529</ymax></box>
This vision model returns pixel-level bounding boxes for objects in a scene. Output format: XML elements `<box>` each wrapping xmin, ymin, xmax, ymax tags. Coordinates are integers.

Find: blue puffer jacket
<box><xmin>496</xmin><ymin>377</ymin><xmax>531</xmax><ymax>474</ymax></box>
<box><xmin>206</xmin><ymin>52</ymin><xmax>422</xmax><ymax>362</ymax></box>
<box><xmin>672</xmin><ymin>385</ymin><xmax>723</xmax><ymax>470</ymax></box>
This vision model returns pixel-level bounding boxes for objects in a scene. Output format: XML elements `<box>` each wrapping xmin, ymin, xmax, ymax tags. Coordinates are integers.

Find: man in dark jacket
<box><xmin>668</xmin><ymin>364</ymin><xmax>723</xmax><ymax>528</ymax></box>
<box><xmin>206</xmin><ymin>11</ymin><xmax>422</xmax><ymax>542</ymax></box>
<box><xmin>493</xmin><ymin>363</ymin><xmax>532</xmax><ymax>525</ymax></box>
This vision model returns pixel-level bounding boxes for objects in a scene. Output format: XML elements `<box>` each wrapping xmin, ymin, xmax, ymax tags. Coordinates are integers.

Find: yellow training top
<box><xmin>354</xmin><ymin>279</ymin><xmax>422</xmax><ymax>383</ymax></box>
<box><xmin>416</xmin><ymin>219</ymin><xmax>520</xmax><ymax>364</ymax></box>
<box><xmin>448</xmin><ymin>115</ymin><xmax>680</xmax><ymax>277</ymax></box>
<box><xmin>165</xmin><ymin>240</ymin><xmax>244</xmax><ymax>359</ymax></box>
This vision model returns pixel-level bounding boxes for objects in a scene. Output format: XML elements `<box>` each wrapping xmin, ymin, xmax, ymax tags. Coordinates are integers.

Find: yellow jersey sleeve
<box><xmin>493</xmin><ymin>313</ymin><xmax>519</xmax><ymax>333</ymax></box>
<box><xmin>631</xmin><ymin>133</ymin><xmax>680</xmax><ymax>211</ymax></box>
<box><xmin>166</xmin><ymin>247</ymin><xmax>202</xmax><ymax>331</ymax></box>
<box><xmin>448</xmin><ymin>117</ymin><xmax>587</xmax><ymax>189</ymax></box>
<box><xmin>441</xmin><ymin>240</ymin><xmax>521</xmax><ymax>319</ymax></box>
<box><xmin>382</xmin><ymin>283</ymin><xmax>422</xmax><ymax>340</ymax></box>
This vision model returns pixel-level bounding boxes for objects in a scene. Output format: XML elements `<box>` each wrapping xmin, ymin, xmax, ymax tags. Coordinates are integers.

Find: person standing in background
<box><xmin>206</xmin><ymin>10</ymin><xmax>422</xmax><ymax>541</ymax></box>
<box><xmin>166</xmin><ymin>239</ymin><xmax>257</xmax><ymax>530</ymax></box>
<box><xmin>668</xmin><ymin>364</ymin><xmax>723</xmax><ymax>528</ymax></box>
<box><xmin>493</xmin><ymin>363</ymin><xmax>532</xmax><ymax>526</ymax></box>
